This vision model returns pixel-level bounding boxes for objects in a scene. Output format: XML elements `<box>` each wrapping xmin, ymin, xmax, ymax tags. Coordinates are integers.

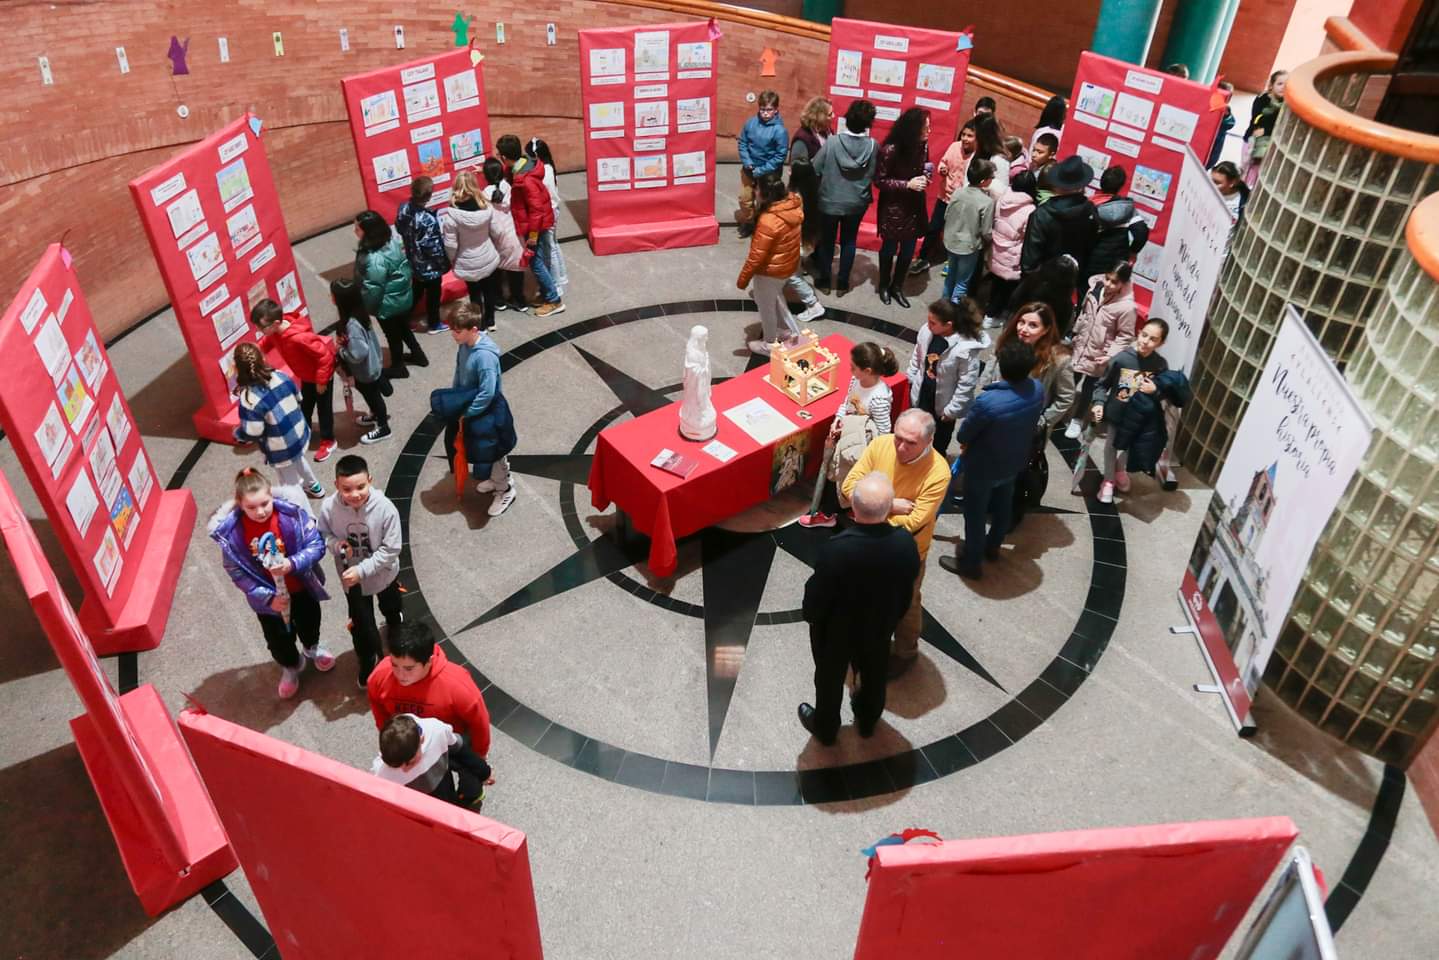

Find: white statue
<box><xmin>678</xmin><ymin>324</ymin><xmax>717</xmax><ymax>441</ymax></box>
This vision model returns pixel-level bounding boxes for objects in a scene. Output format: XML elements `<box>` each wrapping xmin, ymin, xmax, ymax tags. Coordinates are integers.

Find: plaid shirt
<box><xmin>235</xmin><ymin>371</ymin><xmax>310</xmax><ymax>465</ymax></box>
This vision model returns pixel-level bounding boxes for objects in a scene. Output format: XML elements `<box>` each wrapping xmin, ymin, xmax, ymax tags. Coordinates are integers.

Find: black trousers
<box><xmin>378</xmin><ymin>313</ymin><xmax>424</xmax><ymax>371</ymax></box>
<box><xmin>987</xmin><ymin>275</ymin><xmax>1020</xmax><ymax>319</ymax></box>
<box><xmin>299</xmin><ymin>378</ymin><xmax>335</xmax><ymax>441</ymax></box>
<box><xmin>353</xmin><ymin>378</ymin><xmax>388</xmax><ymax>428</ymax></box>
<box><xmin>347</xmin><ymin>581</ymin><xmax>403</xmax><ymax>682</ymax></box>
<box><xmin>257</xmin><ymin>589</ymin><xmax>322</xmax><ymax>668</ymax></box>
<box><xmin>465</xmin><ymin>273</ymin><xmax>501</xmax><ymax>329</ymax></box>
<box><xmin>810</xmin><ymin>624</ymin><xmax>890</xmax><ymax>741</ymax></box>
<box><xmin>878</xmin><ymin>236</ymin><xmax>918</xmax><ymax>290</ymax></box>
<box><xmin>923</xmin><ymin>405</ymin><xmax>956</xmax><ymax>457</ymax></box>
<box><xmin>413</xmin><ymin>276</ymin><xmax>443</xmax><ymax>328</ymax></box>
<box><xmin>501</xmin><ymin>270</ymin><xmax>527</xmax><ymax>308</ymax></box>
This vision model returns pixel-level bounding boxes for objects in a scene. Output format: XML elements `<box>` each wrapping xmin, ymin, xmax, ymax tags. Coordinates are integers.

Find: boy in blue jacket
<box><xmin>444</xmin><ymin>303</ymin><xmax>516</xmax><ymax>517</ymax></box>
<box><xmin>737</xmin><ymin>90</ymin><xmax>788</xmax><ymax>238</ymax></box>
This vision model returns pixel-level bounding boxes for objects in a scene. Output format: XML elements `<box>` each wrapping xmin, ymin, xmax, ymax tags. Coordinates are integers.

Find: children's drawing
<box><xmin>226</xmin><ymin>204</ymin><xmax>261</xmax><ymax>254</ymax></box>
<box><xmin>834</xmin><ymin>49</ymin><xmax>862</xmax><ymax>88</ymax></box>
<box><xmin>634</xmin><ymin>155</ymin><xmax>667</xmax><ymax>180</ymax></box>
<box><xmin>75</xmin><ymin>330</ymin><xmax>107</xmax><ymax>389</ymax></box>
<box><xmin>916</xmin><ymin>63</ymin><xmax>955</xmax><ymax>95</ymax></box>
<box><xmin>403</xmin><ymin>79</ymin><xmax>441</xmax><ymax>121</ymax></box>
<box><xmin>186</xmin><ymin>232</ymin><xmax>224</xmax><ymax>283</ymax></box>
<box><xmin>216</xmin><ymin>158</ymin><xmax>254</xmax><ymax>212</ymax></box>
<box><xmin>1132</xmin><ymin>164</ymin><xmax>1174</xmax><ymax>204</ymax></box>
<box><xmin>443</xmin><ymin>70</ymin><xmax>479</xmax><ymax>111</ymax></box>
<box><xmin>373</xmin><ymin>149</ymin><xmax>411</xmax><ymax>186</ymax></box>
<box><xmin>1112</xmin><ymin>92</ymin><xmax>1155</xmax><ymax>130</ymax></box>
<box><xmin>590</xmin><ymin>101</ymin><xmax>625</xmax><ymax>128</ymax></box>
<box><xmin>449</xmin><ymin>128</ymin><xmax>485</xmax><ymax>165</ymax></box>
<box><xmin>677</xmin><ymin>42</ymin><xmax>711</xmax><ymax>70</ymax></box>
<box><xmin>360</xmin><ymin>90</ymin><xmax>399</xmax><ymax>129</ymax></box>
<box><xmin>1076</xmin><ymin>82</ymin><xmax>1116</xmax><ymax>119</ymax></box>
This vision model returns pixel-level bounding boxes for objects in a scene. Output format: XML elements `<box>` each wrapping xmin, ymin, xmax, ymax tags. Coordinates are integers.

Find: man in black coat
<box><xmin>1020</xmin><ymin>155</ymin><xmax>1098</xmax><ymax>278</ymax></box>
<box><xmin>798</xmin><ymin>472</ymin><xmax>921</xmax><ymax>745</ymax></box>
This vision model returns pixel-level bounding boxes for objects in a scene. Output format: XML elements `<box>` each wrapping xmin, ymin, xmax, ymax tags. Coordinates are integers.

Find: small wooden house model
<box><xmin>764</xmin><ymin>330</ymin><xmax>840</xmax><ymax>406</ymax></box>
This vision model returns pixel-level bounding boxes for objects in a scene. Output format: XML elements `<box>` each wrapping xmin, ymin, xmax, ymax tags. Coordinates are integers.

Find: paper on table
<box><xmin>722</xmin><ymin>397</ymin><xmax>798</xmax><ymax>445</ymax></box>
<box><xmin>702</xmin><ymin>439</ymin><xmax>736</xmax><ymax>462</ymax></box>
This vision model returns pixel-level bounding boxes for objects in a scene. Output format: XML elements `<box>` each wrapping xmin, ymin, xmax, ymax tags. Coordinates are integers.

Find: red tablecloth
<box><xmin>587</xmin><ymin>334</ymin><xmax>909</xmax><ymax>576</ymax></box>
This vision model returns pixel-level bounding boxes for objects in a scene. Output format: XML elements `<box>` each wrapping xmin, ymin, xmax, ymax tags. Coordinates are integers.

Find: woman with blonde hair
<box><xmin>789</xmin><ymin>96</ymin><xmax>834</xmax><ymax>247</ymax></box>
<box><xmin>442</xmin><ymin>169</ymin><xmax>522</xmax><ymax>330</ymax></box>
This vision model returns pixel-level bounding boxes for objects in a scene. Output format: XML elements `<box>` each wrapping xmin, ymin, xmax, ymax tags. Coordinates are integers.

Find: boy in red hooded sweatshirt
<box><xmin>495</xmin><ymin>134</ymin><xmax>565</xmax><ymax>319</ymax></box>
<box><xmin>251</xmin><ymin>299</ymin><xmax>340</xmax><ymax>462</ymax></box>
<box><xmin>368</xmin><ymin>621</ymin><xmax>492</xmax><ymax>763</ymax></box>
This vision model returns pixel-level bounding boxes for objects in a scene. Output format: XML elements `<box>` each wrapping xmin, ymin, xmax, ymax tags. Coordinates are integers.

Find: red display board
<box><xmin>855</xmin><ymin>817</ymin><xmax>1298</xmax><ymax>959</ymax></box>
<box><xmin>1062</xmin><ymin>52</ymin><xmax>1225</xmax><ymax>308</ymax></box>
<box><xmin>0</xmin><ymin>245</ymin><xmax>197</xmax><ymax>653</ymax></box>
<box><xmin>129</xmin><ymin>114</ymin><xmax>303</xmax><ymax>444</ymax></box>
<box><xmin>825</xmin><ymin>19</ymin><xmax>972</xmax><ymax>250</ymax></box>
<box><xmin>580</xmin><ymin>21</ymin><xmax>720</xmax><ymax>255</ymax></box>
<box><xmin>179</xmin><ymin>710</ymin><xmax>545</xmax><ymax>959</ymax></box>
<box><xmin>0</xmin><ymin>469</ymin><xmax>234</xmax><ymax>915</ymax></box>
<box><xmin>341</xmin><ymin>48</ymin><xmax>494</xmax><ymax>223</ymax></box>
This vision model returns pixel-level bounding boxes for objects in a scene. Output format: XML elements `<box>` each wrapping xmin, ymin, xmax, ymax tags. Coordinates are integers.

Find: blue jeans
<box><xmin>943</xmin><ymin>250</ymin><xmax>981</xmax><ymax>303</ymax></box>
<box><xmin>529</xmin><ymin>231</ymin><xmax>561</xmax><ymax>303</ymax></box>
<box><xmin>814</xmin><ymin>210</ymin><xmax>864</xmax><ymax>288</ymax></box>
<box><xmin>961</xmin><ymin>475</ymin><xmax>1015</xmax><ymax>569</ymax></box>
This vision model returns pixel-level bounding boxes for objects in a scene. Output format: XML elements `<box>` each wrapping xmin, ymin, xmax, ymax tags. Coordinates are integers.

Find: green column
<box><xmin>802</xmin><ymin>0</ymin><xmax>842</xmax><ymax>26</ymax></box>
<box><xmin>1161</xmin><ymin>0</ymin><xmax>1235</xmax><ymax>83</ymax></box>
<box><xmin>1201</xmin><ymin>0</ymin><xmax>1242</xmax><ymax>84</ymax></box>
<box><xmin>1090</xmin><ymin>0</ymin><xmax>1165</xmax><ymax>65</ymax></box>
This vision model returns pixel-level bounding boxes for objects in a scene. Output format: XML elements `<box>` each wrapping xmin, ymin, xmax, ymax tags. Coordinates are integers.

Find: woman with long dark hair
<box><xmin>354</xmin><ymin>210</ymin><xmax>426</xmax><ymax>379</ymax></box>
<box><xmin>1031</xmin><ymin>95</ymin><xmax>1066</xmax><ymax>152</ymax></box>
<box><xmin>874</xmin><ymin>107</ymin><xmax>931</xmax><ymax>307</ymax></box>
<box><xmin>973</xmin><ymin>114</ymin><xmax>1010</xmax><ymax>199</ymax></box>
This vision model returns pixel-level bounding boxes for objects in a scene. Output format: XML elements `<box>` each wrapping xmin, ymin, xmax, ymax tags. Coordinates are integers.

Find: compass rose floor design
<box><xmin>2</xmin><ymin>170</ymin><xmax>1437</xmax><ymax>959</ymax></box>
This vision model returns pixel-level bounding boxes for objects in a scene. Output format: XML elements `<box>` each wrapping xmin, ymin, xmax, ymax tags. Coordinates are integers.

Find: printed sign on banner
<box><xmin>128</xmin><ymin>114</ymin><xmax>302</xmax><ymax>444</ymax></box>
<box><xmin>580</xmin><ymin>21</ymin><xmax>719</xmax><ymax>254</ymax></box>
<box><xmin>825</xmin><ymin>19</ymin><xmax>972</xmax><ymax>251</ymax></box>
<box><xmin>1064</xmin><ymin>52</ymin><xmax>1224</xmax><ymax>311</ymax></box>
<box><xmin>342</xmin><ymin>49</ymin><xmax>493</xmax><ymax>223</ymax></box>
<box><xmin>1180</xmin><ymin>309</ymin><xmax>1374</xmax><ymax>730</ymax></box>
<box><xmin>0</xmin><ymin>245</ymin><xmax>197</xmax><ymax>653</ymax></box>
<box><xmin>1154</xmin><ymin>147</ymin><xmax>1236</xmax><ymax>376</ymax></box>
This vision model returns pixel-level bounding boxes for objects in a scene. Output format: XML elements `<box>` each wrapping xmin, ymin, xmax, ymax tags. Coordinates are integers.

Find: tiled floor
<box><xmin>2</xmin><ymin>167</ymin><xmax>1438</xmax><ymax>959</ymax></box>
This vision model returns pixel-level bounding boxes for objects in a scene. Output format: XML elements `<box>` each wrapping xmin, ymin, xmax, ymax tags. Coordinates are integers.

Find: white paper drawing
<box><xmin>1131</xmin><ymin>164</ymin><xmax>1174</xmax><ymax>204</ymax></box>
<box><xmin>677</xmin><ymin>42</ymin><xmax>711</xmax><ymax>70</ymax></box>
<box><xmin>868</xmin><ymin>57</ymin><xmax>906</xmax><ymax>88</ymax></box>
<box><xmin>34</xmin><ymin>403</ymin><xmax>70</xmax><ymax>472</ymax></box>
<box><xmin>66</xmin><ymin>469</ymin><xmax>100</xmax><ymax>537</ymax></box>
<box><xmin>128</xmin><ymin>449</ymin><xmax>155</xmax><ymax>508</ymax></box>
<box><xmin>634</xmin><ymin>100</ymin><xmax>669</xmax><ymax>131</ymax></box>
<box><xmin>93</xmin><ymin>528</ymin><xmax>122</xmax><ymax>594</ymax></box>
<box><xmin>105</xmin><ymin>393</ymin><xmax>132</xmax><ymax>453</ymax></box>
<box><xmin>361</xmin><ymin>90</ymin><xmax>399</xmax><ymax>129</ymax></box>
<box><xmin>590</xmin><ymin>48</ymin><xmax>625</xmax><ymax>79</ymax></box>
<box><xmin>226</xmin><ymin>204</ymin><xmax>261</xmax><ymax>256</ymax></box>
<box><xmin>373</xmin><ymin>149</ymin><xmax>411</xmax><ymax>186</ymax></box>
<box><xmin>34</xmin><ymin>314</ymin><xmax>72</xmax><ymax>385</ymax></box>
<box><xmin>596</xmin><ymin>157</ymin><xmax>631</xmax><ymax>183</ymax></box>
<box><xmin>74</xmin><ymin>330</ymin><xmax>107</xmax><ymax>389</ymax></box>
<box><xmin>166</xmin><ymin>189</ymin><xmax>205</xmax><ymax>239</ymax></box>
<box><xmin>589</xmin><ymin>101</ymin><xmax>625</xmax><ymax>129</ymax></box>
<box><xmin>634</xmin><ymin>155</ymin><xmax>668</xmax><ymax>181</ymax></box>
<box><xmin>1076</xmin><ymin>82</ymin><xmax>1116</xmax><ymax>118</ymax></box>
<box><xmin>676</xmin><ymin>97</ymin><xmax>710</xmax><ymax>126</ymax></box>
<box><xmin>916</xmin><ymin>63</ymin><xmax>955</xmax><ymax>95</ymax></box>
<box><xmin>186</xmin><ymin>233</ymin><xmax>224</xmax><ymax>284</ymax></box>
<box><xmin>1076</xmin><ymin>145</ymin><xmax>1111</xmax><ymax>182</ymax></box>
<box><xmin>634</xmin><ymin>31</ymin><xmax>670</xmax><ymax>75</ymax></box>
<box><xmin>210</xmin><ymin>298</ymin><xmax>248</xmax><ymax>349</ymax></box>
<box><xmin>1155</xmin><ymin>103</ymin><xmax>1200</xmax><ymax>142</ymax></box>
<box><xmin>443</xmin><ymin>70</ymin><xmax>479</xmax><ymax>111</ymax></box>
<box><xmin>834</xmin><ymin>49</ymin><xmax>863</xmax><ymax>88</ymax></box>
<box><xmin>276</xmin><ymin>271</ymin><xmax>301</xmax><ymax>312</ymax></box>
<box><xmin>1112</xmin><ymin>92</ymin><xmax>1154</xmax><ymax>130</ymax></box>
<box><xmin>672</xmin><ymin>151</ymin><xmax>705</xmax><ymax>178</ymax></box>
<box><xmin>216</xmin><ymin>158</ymin><xmax>253</xmax><ymax>213</ymax></box>
<box><xmin>20</xmin><ymin>288</ymin><xmax>46</xmax><ymax>334</ymax></box>
<box><xmin>403</xmin><ymin>79</ymin><xmax>441</xmax><ymax>121</ymax></box>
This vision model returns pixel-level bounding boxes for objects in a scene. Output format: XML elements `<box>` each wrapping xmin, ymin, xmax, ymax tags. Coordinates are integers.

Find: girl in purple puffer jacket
<box><xmin>208</xmin><ymin>467</ymin><xmax>333</xmax><ymax>699</ymax></box>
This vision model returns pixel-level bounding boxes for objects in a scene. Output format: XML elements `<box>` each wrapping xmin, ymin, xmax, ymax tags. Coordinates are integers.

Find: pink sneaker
<box><xmin>1098</xmin><ymin>480</ymin><xmax>1116</xmax><ymax>504</ymax></box>
<box><xmin>277</xmin><ymin>659</ymin><xmax>306</xmax><ymax>699</ymax></box>
<box><xmin>1114</xmin><ymin>470</ymin><xmax>1131</xmax><ymax>493</ymax></box>
<box><xmin>798</xmin><ymin>512</ymin><xmax>838</xmax><ymax>528</ymax></box>
<box><xmin>304</xmin><ymin>645</ymin><xmax>336</xmax><ymax>672</ymax></box>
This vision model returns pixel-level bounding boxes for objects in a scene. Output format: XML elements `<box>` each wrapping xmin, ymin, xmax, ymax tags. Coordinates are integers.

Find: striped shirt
<box><xmin>236</xmin><ymin>371</ymin><xmax>311</xmax><ymax>466</ymax></box>
<box><xmin>844</xmin><ymin>376</ymin><xmax>893</xmax><ymax>434</ymax></box>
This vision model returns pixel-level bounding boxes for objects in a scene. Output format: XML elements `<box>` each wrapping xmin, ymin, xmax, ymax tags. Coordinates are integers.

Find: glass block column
<box><xmin>1176</xmin><ymin>59</ymin><xmax>1439</xmax><ymax>482</ymax></box>
<box><xmin>1264</xmin><ymin>210</ymin><xmax>1439</xmax><ymax>765</ymax></box>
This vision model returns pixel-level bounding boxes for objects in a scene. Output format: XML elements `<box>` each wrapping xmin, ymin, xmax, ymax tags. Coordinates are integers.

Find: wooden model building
<box><xmin>764</xmin><ymin>330</ymin><xmax>840</xmax><ymax>406</ymax></box>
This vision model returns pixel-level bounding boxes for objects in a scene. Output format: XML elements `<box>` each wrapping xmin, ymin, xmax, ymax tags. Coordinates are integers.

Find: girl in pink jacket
<box><xmin>1064</xmin><ymin>263</ymin><xmax>1136</xmax><ymax>439</ymax></box>
<box><xmin>985</xmin><ymin>170</ymin><xmax>1037</xmax><ymax>327</ymax></box>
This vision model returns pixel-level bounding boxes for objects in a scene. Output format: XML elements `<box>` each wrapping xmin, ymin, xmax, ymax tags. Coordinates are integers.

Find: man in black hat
<box><xmin>1020</xmin><ymin>155</ymin><xmax>1099</xmax><ymax>277</ymax></box>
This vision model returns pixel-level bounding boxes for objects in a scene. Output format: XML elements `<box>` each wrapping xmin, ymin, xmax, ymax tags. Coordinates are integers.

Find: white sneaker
<box><xmin>797</xmin><ymin>302</ymin><xmax>825</xmax><ymax>324</ymax></box>
<box><xmin>304</xmin><ymin>645</ymin><xmax>337</xmax><ymax>671</ymax></box>
<box><xmin>1064</xmin><ymin>419</ymin><xmax>1083</xmax><ymax>440</ymax></box>
<box><xmin>487</xmin><ymin>486</ymin><xmax>517</xmax><ymax>517</ymax></box>
<box><xmin>277</xmin><ymin>658</ymin><xmax>306</xmax><ymax>699</ymax></box>
<box><xmin>1098</xmin><ymin>480</ymin><xmax>1115</xmax><ymax>504</ymax></box>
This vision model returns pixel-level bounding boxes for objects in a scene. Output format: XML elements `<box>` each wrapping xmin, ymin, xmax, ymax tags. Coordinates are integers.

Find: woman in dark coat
<box><xmin>789</xmin><ymin>96</ymin><xmax>833</xmax><ymax>249</ymax></box>
<box><xmin>874</xmin><ymin>107</ymin><xmax>931</xmax><ymax>308</ymax></box>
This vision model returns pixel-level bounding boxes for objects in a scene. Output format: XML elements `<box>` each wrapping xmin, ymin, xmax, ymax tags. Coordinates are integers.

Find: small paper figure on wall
<box><xmin>707</xmin><ymin>17</ymin><xmax>723</xmax><ymax>41</ymax></box>
<box><xmin>496</xmin><ymin>22</ymin><xmax>506</xmax><ymax>44</ymax></box>
<box><xmin>340</xmin><ymin>28</ymin><xmax>350</xmax><ymax>52</ymax></box>
<box><xmin>469</xmin><ymin>46</ymin><xmax>483</xmax><ymax>66</ymax></box>
<box><xmin>452</xmin><ymin>13</ymin><xmax>470</xmax><ymax>47</ymax></box>
<box><xmin>759</xmin><ymin>48</ymin><xmax>778</xmax><ymax>77</ymax></box>
<box><xmin>116</xmin><ymin>47</ymin><xmax>130</xmax><ymax>74</ymax></box>
<box><xmin>394</xmin><ymin>25</ymin><xmax>405</xmax><ymax>49</ymax></box>
<box><xmin>167</xmin><ymin>36</ymin><xmax>190</xmax><ymax>76</ymax></box>
<box><xmin>272</xmin><ymin>32</ymin><xmax>284</xmax><ymax>57</ymax></box>
<box><xmin>218</xmin><ymin>37</ymin><xmax>230</xmax><ymax>63</ymax></box>
<box><xmin>546</xmin><ymin>23</ymin><xmax>557</xmax><ymax>46</ymax></box>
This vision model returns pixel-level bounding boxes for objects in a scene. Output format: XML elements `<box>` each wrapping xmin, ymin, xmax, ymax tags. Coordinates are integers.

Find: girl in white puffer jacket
<box><xmin>985</xmin><ymin>170</ymin><xmax>1038</xmax><ymax>327</ymax></box>
<box><xmin>442</xmin><ymin>170</ymin><xmax>524</xmax><ymax>332</ymax></box>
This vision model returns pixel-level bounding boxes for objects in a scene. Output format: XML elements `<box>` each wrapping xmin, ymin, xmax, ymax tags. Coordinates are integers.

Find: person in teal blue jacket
<box><xmin>737</xmin><ymin>90</ymin><xmax>788</xmax><ymax>238</ymax></box>
<box><xmin>433</xmin><ymin>304</ymin><xmax>517</xmax><ymax>518</ymax></box>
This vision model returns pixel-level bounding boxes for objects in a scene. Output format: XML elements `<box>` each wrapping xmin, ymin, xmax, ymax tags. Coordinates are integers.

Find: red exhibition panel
<box><xmin>129</xmin><ymin>113</ymin><xmax>303</xmax><ymax>444</ymax></box>
<box><xmin>825</xmin><ymin>19</ymin><xmax>972</xmax><ymax>251</ymax></box>
<box><xmin>0</xmin><ymin>244</ymin><xmax>196</xmax><ymax>653</ymax></box>
<box><xmin>854</xmin><ymin>817</ymin><xmax>1298</xmax><ymax>959</ymax></box>
<box><xmin>341</xmin><ymin>47</ymin><xmax>494</xmax><ymax>223</ymax></box>
<box><xmin>179</xmin><ymin>710</ymin><xmax>545</xmax><ymax>959</ymax></box>
<box><xmin>0</xmin><ymin>469</ymin><xmax>234</xmax><ymax>916</ymax></box>
<box><xmin>1063</xmin><ymin>52</ymin><xmax>1225</xmax><ymax>308</ymax></box>
<box><xmin>580</xmin><ymin>21</ymin><xmax>720</xmax><ymax>255</ymax></box>
<box><xmin>587</xmin><ymin>334</ymin><xmax>907</xmax><ymax>575</ymax></box>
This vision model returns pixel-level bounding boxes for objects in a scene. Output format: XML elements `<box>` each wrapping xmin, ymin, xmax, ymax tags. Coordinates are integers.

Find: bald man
<box><xmin>799</xmin><ymin>471</ymin><xmax>921</xmax><ymax>745</ymax></box>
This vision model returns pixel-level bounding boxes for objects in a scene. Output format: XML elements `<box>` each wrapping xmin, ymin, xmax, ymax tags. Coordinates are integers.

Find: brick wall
<box><xmin>0</xmin><ymin>0</ymin><xmax>1042</xmax><ymax>340</ymax></box>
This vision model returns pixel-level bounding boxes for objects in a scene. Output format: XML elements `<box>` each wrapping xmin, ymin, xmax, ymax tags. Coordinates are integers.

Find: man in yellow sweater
<box><xmin>841</xmin><ymin>408</ymin><xmax>952</xmax><ymax>678</ymax></box>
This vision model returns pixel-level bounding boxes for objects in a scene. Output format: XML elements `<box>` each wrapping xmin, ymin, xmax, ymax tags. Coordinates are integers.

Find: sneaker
<box><xmin>1064</xmin><ymin>419</ymin><xmax>1083</xmax><ymax>440</ymax></box>
<box><xmin>487</xmin><ymin>485</ymin><xmax>517</xmax><ymax>517</ymax></box>
<box><xmin>428</xmin><ymin>321</ymin><xmax>450</xmax><ymax>335</ymax></box>
<box><xmin>1098</xmin><ymin>480</ymin><xmax>1115</xmax><ymax>504</ymax></box>
<box><xmin>533</xmin><ymin>301</ymin><xmax>566</xmax><ymax>318</ymax></box>
<box><xmin>797</xmin><ymin>511</ymin><xmax>837</xmax><ymax>528</ymax></box>
<box><xmin>509</xmin><ymin>301</ymin><xmax>530</xmax><ymax>313</ymax></box>
<box><xmin>305</xmin><ymin>481</ymin><xmax>325</xmax><ymax>499</ymax></box>
<box><xmin>908</xmin><ymin>260</ymin><xmax>929</xmax><ymax>275</ymax></box>
<box><xmin>360</xmin><ymin>425</ymin><xmax>392</xmax><ymax>444</ymax></box>
<box><xmin>940</xmin><ymin>262</ymin><xmax>950</xmax><ymax>277</ymax></box>
<box><xmin>314</xmin><ymin>439</ymin><xmax>337</xmax><ymax>463</ymax></box>
<box><xmin>278</xmin><ymin>659</ymin><xmax>305</xmax><ymax>699</ymax></box>
<box><xmin>797</xmin><ymin>302</ymin><xmax>825</xmax><ymax>324</ymax></box>
<box><xmin>475</xmin><ymin>477</ymin><xmax>500</xmax><ymax>494</ymax></box>
<box><xmin>495</xmin><ymin>301</ymin><xmax>509</xmax><ymax>311</ymax></box>
<box><xmin>1114</xmin><ymin>469</ymin><xmax>1132</xmax><ymax>493</ymax></box>
<box><xmin>304</xmin><ymin>645</ymin><xmax>337</xmax><ymax>672</ymax></box>
<box><xmin>356</xmin><ymin>413</ymin><xmax>378</xmax><ymax>427</ymax></box>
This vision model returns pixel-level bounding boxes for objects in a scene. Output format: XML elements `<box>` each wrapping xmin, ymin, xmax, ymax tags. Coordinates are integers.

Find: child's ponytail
<box><xmin>234</xmin><ymin>466</ymin><xmax>271</xmax><ymax>501</ymax></box>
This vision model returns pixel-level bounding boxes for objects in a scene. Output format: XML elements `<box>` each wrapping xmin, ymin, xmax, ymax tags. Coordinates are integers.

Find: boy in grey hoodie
<box><xmin>318</xmin><ymin>454</ymin><xmax>404</xmax><ymax>687</ymax></box>
<box><xmin>809</xmin><ymin>99</ymin><xmax>878</xmax><ymax>293</ymax></box>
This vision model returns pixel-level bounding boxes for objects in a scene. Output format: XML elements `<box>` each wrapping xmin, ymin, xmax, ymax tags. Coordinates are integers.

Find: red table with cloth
<box><xmin>587</xmin><ymin>334</ymin><xmax>910</xmax><ymax>576</ymax></box>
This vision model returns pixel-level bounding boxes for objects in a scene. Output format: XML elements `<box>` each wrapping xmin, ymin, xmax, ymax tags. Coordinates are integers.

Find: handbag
<box><xmin>829</xmin><ymin>413</ymin><xmax>878</xmax><ymax>482</ymax></box>
<box><xmin>1012</xmin><ymin>432</ymin><xmax>1050</xmax><ymax>520</ymax></box>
